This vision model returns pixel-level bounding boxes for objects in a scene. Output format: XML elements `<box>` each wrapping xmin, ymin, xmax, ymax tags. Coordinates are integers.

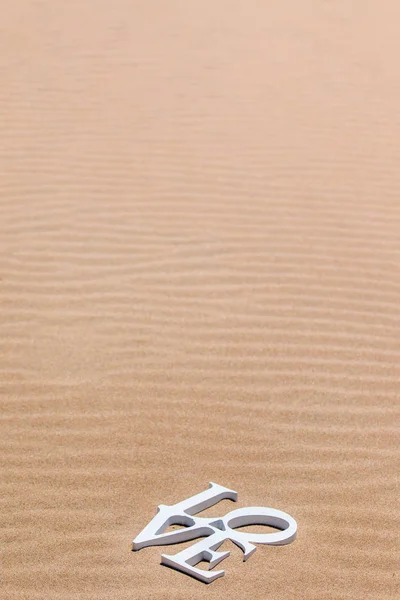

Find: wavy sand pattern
<box><xmin>1</xmin><ymin>2</ymin><xmax>399</xmax><ymax>598</ymax></box>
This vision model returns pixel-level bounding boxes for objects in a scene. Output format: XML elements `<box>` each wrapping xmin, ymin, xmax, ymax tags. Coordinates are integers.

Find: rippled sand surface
<box><xmin>1</xmin><ymin>2</ymin><xmax>399</xmax><ymax>598</ymax></box>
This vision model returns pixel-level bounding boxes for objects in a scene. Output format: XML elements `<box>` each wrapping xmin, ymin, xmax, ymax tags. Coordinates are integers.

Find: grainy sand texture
<box><xmin>1</xmin><ymin>2</ymin><xmax>399</xmax><ymax>599</ymax></box>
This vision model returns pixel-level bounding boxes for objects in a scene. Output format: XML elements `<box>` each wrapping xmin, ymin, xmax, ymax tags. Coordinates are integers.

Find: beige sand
<box><xmin>1</xmin><ymin>2</ymin><xmax>399</xmax><ymax>598</ymax></box>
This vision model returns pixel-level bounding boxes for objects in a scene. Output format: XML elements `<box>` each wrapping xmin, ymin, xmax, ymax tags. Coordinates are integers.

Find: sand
<box><xmin>1</xmin><ymin>1</ymin><xmax>399</xmax><ymax>598</ymax></box>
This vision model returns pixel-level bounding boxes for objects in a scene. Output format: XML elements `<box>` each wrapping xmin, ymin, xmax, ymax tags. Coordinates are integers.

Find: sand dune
<box><xmin>1</xmin><ymin>1</ymin><xmax>399</xmax><ymax>598</ymax></box>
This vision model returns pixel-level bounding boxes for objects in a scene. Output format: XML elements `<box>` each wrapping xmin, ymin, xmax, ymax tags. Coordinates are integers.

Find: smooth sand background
<box><xmin>1</xmin><ymin>2</ymin><xmax>399</xmax><ymax>598</ymax></box>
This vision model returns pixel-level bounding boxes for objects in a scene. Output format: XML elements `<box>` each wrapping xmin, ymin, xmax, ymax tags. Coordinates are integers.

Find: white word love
<box><xmin>132</xmin><ymin>482</ymin><xmax>297</xmax><ymax>583</ymax></box>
